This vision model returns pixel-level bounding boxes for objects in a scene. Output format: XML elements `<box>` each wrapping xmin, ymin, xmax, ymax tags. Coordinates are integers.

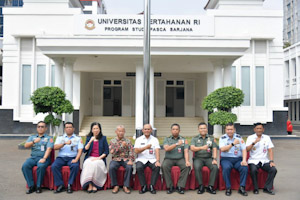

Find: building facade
<box><xmin>283</xmin><ymin>0</ymin><xmax>300</xmax><ymax>45</ymax></box>
<box><xmin>0</xmin><ymin>0</ymin><xmax>286</xmax><ymax>136</ymax></box>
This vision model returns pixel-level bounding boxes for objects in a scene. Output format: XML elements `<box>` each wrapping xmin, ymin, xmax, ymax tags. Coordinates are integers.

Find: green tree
<box><xmin>202</xmin><ymin>86</ymin><xmax>244</xmax><ymax>126</ymax></box>
<box><xmin>30</xmin><ymin>86</ymin><xmax>74</xmax><ymax>135</ymax></box>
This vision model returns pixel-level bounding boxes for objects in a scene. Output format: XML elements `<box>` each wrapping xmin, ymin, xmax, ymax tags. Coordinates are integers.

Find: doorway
<box><xmin>103</xmin><ymin>87</ymin><xmax>122</xmax><ymax>116</ymax></box>
<box><xmin>166</xmin><ymin>87</ymin><xmax>184</xmax><ymax>117</ymax></box>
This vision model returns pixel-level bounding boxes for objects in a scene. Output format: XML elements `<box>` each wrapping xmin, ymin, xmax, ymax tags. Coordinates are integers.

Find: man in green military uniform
<box><xmin>191</xmin><ymin>122</ymin><xmax>218</xmax><ymax>195</ymax></box>
<box><xmin>161</xmin><ymin>123</ymin><xmax>191</xmax><ymax>194</ymax></box>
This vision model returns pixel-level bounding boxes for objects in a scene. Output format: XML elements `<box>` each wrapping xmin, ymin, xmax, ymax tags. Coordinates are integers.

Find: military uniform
<box><xmin>219</xmin><ymin>133</ymin><xmax>248</xmax><ymax>189</ymax></box>
<box><xmin>51</xmin><ymin>133</ymin><xmax>83</xmax><ymax>187</ymax></box>
<box><xmin>161</xmin><ymin>135</ymin><xmax>190</xmax><ymax>189</ymax></box>
<box><xmin>191</xmin><ymin>134</ymin><xmax>218</xmax><ymax>187</ymax></box>
<box><xmin>22</xmin><ymin>134</ymin><xmax>54</xmax><ymax>188</ymax></box>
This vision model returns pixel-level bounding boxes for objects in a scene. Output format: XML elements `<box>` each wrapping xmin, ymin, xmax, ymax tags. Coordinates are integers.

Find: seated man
<box><xmin>219</xmin><ymin>123</ymin><xmax>248</xmax><ymax>196</ymax></box>
<box><xmin>22</xmin><ymin>121</ymin><xmax>54</xmax><ymax>194</ymax></box>
<box><xmin>246</xmin><ymin>122</ymin><xmax>277</xmax><ymax>195</ymax></box>
<box><xmin>161</xmin><ymin>123</ymin><xmax>191</xmax><ymax>194</ymax></box>
<box><xmin>51</xmin><ymin>122</ymin><xmax>83</xmax><ymax>193</ymax></box>
<box><xmin>134</xmin><ymin>124</ymin><xmax>161</xmax><ymax>194</ymax></box>
<box><xmin>109</xmin><ymin>125</ymin><xmax>134</xmax><ymax>194</ymax></box>
<box><xmin>190</xmin><ymin>122</ymin><xmax>218</xmax><ymax>195</ymax></box>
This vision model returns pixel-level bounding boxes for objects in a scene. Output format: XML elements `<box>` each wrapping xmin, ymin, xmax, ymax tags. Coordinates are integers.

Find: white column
<box><xmin>212</xmin><ymin>61</ymin><xmax>223</xmax><ymax>138</ymax></box>
<box><xmin>64</xmin><ymin>58</ymin><xmax>76</xmax><ymax>123</ymax></box>
<box><xmin>135</xmin><ymin>64</ymin><xmax>144</xmax><ymax>130</ymax></box>
<box><xmin>52</xmin><ymin>58</ymin><xmax>64</xmax><ymax>89</ymax></box>
<box><xmin>150</xmin><ymin>66</ymin><xmax>154</xmax><ymax>128</ymax></box>
<box><xmin>223</xmin><ymin>61</ymin><xmax>233</xmax><ymax>87</ymax></box>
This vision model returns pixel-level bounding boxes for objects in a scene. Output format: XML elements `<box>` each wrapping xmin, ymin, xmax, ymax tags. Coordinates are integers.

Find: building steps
<box><xmin>79</xmin><ymin>116</ymin><xmax>204</xmax><ymax>137</ymax></box>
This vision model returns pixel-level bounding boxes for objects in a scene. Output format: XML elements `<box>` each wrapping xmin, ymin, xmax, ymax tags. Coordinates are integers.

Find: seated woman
<box><xmin>80</xmin><ymin>122</ymin><xmax>109</xmax><ymax>193</ymax></box>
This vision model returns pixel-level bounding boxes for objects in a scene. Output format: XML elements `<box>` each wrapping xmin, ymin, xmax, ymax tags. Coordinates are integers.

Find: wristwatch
<box><xmin>213</xmin><ymin>158</ymin><xmax>217</xmax><ymax>161</ymax></box>
<box><xmin>252</xmin><ymin>142</ymin><xmax>255</xmax><ymax>146</ymax></box>
<box><xmin>175</xmin><ymin>143</ymin><xmax>179</xmax><ymax>146</ymax></box>
<box><xmin>32</xmin><ymin>140</ymin><xmax>35</xmax><ymax>144</ymax></box>
<box><xmin>231</xmin><ymin>143</ymin><xmax>234</xmax><ymax>147</ymax></box>
<box><xmin>269</xmin><ymin>160</ymin><xmax>274</xmax><ymax>163</ymax></box>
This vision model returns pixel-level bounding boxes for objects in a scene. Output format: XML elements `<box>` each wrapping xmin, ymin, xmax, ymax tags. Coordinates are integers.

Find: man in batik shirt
<box><xmin>109</xmin><ymin>125</ymin><xmax>135</xmax><ymax>194</ymax></box>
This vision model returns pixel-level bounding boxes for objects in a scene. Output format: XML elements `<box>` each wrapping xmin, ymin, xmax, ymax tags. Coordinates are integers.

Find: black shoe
<box><xmin>87</xmin><ymin>190</ymin><xmax>92</xmax><ymax>193</ymax></box>
<box><xmin>176</xmin><ymin>187</ymin><xmax>184</xmax><ymax>194</ymax></box>
<box><xmin>197</xmin><ymin>185</ymin><xmax>205</xmax><ymax>194</ymax></box>
<box><xmin>253</xmin><ymin>189</ymin><xmax>259</xmax><ymax>194</ymax></box>
<box><xmin>238</xmin><ymin>186</ymin><xmax>248</xmax><ymax>196</ymax></box>
<box><xmin>54</xmin><ymin>185</ymin><xmax>65</xmax><ymax>193</ymax></box>
<box><xmin>67</xmin><ymin>184</ymin><xmax>73</xmax><ymax>193</ymax></box>
<box><xmin>225</xmin><ymin>188</ymin><xmax>231</xmax><ymax>196</ymax></box>
<box><xmin>167</xmin><ymin>186</ymin><xmax>174</xmax><ymax>194</ymax></box>
<box><xmin>263</xmin><ymin>188</ymin><xmax>275</xmax><ymax>195</ymax></box>
<box><xmin>149</xmin><ymin>185</ymin><xmax>156</xmax><ymax>194</ymax></box>
<box><xmin>139</xmin><ymin>185</ymin><xmax>148</xmax><ymax>194</ymax></box>
<box><xmin>26</xmin><ymin>186</ymin><xmax>36</xmax><ymax>194</ymax></box>
<box><xmin>207</xmin><ymin>185</ymin><xmax>216</xmax><ymax>194</ymax></box>
<box><xmin>36</xmin><ymin>187</ymin><xmax>42</xmax><ymax>193</ymax></box>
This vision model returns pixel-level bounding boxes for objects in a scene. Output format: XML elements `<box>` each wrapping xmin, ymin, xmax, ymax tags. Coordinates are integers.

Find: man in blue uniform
<box><xmin>22</xmin><ymin>121</ymin><xmax>54</xmax><ymax>194</ymax></box>
<box><xmin>219</xmin><ymin>123</ymin><xmax>248</xmax><ymax>196</ymax></box>
<box><xmin>51</xmin><ymin>122</ymin><xmax>83</xmax><ymax>193</ymax></box>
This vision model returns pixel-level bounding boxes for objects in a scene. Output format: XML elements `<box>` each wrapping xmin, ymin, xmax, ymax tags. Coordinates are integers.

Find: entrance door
<box><xmin>166</xmin><ymin>87</ymin><xmax>184</xmax><ymax>117</ymax></box>
<box><xmin>103</xmin><ymin>87</ymin><xmax>122</xmax><ymax>116</ymax></box>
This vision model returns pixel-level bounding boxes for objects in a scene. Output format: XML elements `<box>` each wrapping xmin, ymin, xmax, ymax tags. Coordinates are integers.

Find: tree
<box><xmin>202</xmin><ymin>86</ymin><xmax>244</xmax><ymax>127</ymax></box>
<box><xmin>30</xmin><ymin>86</ymin><xmax>74</xmax><ymax>136</ymax></box>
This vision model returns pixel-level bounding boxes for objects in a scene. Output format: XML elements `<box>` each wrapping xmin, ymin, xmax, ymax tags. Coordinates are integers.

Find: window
<box><xmin>114</xmin><ymin>80</ymin><xmax>121</xmax><ymax>85</ymax></box>
<box><xmin>295</xmin><ymin>102</ymin><xmax>297</xmax><ymax>121</ymax></box>
<box><xmin>166</xmin><ymin>80</ymin><xmax>174</xmax><ymax>85</ymax></box>
<box><xmin>176</xmin><ymin>81</ymin><xmax>184</xmax><ymax>85</ymax></box>
<box><xmin>256</xmin><ymin>66</ymin><xmax>264</xmax><ymax>106</ymax></box>
<box><xmin>22</xmin><ymin>65</ymin><xmax>31</xmax><ymax>105</ymax></box>
<box><xmin>104</xmin><ymin>80</ymin><xmax>111</xmax><ymax>85</ymax></box>
<box><xmin>287</xmin><ymin>17</ymin><xmax>291</xmax><ymax>25</ymax></box>
<box><xmin>241</xmin><ymin>66</ymin><xmax>250</xmax><ymax>106</ymax></box>
<box><xmin>51</xmin><ymin>65</ymin><xmax>55</xmax><ymax>86</ymax></box>
<box><xmin>231</xmin><ymin>66</ymin><xmax>236</xmax><ymax>87</ymax></box>
<box><xmin>37</xmin><ymin>65</ymin><xmax>46</xmax><ymax>88</ymax></box>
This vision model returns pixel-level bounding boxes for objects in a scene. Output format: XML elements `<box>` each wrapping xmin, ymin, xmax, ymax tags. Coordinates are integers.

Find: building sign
<box><xmin>74</xmin><ymin>15</ymin><xmax>214</xmax><ymax>36</ymax></box>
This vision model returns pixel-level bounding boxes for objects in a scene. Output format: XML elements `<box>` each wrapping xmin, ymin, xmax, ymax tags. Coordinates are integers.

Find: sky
<box><xmin>104</xmin><ymin>0</ymin><xmax>283</xmax><ymax>15</ymax></box>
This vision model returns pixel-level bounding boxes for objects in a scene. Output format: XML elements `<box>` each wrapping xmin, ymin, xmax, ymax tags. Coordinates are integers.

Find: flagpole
<box><xmin>143</xmin><ymin>0</ymin><xmax>151</xmax><ymax>125</ymax></box>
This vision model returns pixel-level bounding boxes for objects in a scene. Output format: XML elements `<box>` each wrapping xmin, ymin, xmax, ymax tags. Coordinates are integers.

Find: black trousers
<box><xmin>249</xmin><ymin>162</ymin><xmax>277</xmax><ymax>190</ymax></box>
<box><xmin>109</xmin><ymin>160</ymin><xmax>133</xmax><ymax>187</ymax></box>
<box><xmin>136</xmin><ymin>161</ymin><xmax>160</xmax><ymax>186</ymax></box>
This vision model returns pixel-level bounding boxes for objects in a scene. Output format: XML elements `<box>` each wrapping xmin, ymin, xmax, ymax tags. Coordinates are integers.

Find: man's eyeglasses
<box><xmin>37</xmin><ymin>126</ymin><xmax>46</xmax><ymax>128</ymax></box>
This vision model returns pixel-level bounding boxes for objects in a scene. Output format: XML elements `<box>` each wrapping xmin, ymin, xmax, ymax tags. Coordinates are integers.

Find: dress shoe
<box><xmin>149</xmin><ymin>185</ymin><xmax>156</xmax><ymax>194</ymax></box>
<box><xmin>238</xmin><ymin>186</ymin><xmax>248</xmax><ymax>196</ymax></box>
<box><xmin>36</xmin><ymin>187</ymin><xmax>42</xmax><ymax>193</ymax></box>
<box><xmin>92</xmin><ymin>189</ymin><xmax>97</xmax><ymax>193</ymax></box>
<box><xmin>225</xmin><ymin>188</ymin><xmax>232</xmax><ymax>196</ymax></box>
<box><xmin>87</xmin><ymin>190</ymin><xmax>92</xmax><ymax>193</ymax></box>
<box><xmin>112</xmin><ymin>186</ymin><xmax>119</xmax><ymax>194</ymax></box>
<box><xmin>26</xmin><ymin>186</ymin><xmax>36</xmax><ymax>194</ymax></box>
<box><xmin>67</xmin><ymin>184</ymin><xmax>73</xmax><ymax>194</ymax></box>
<box><xmin>167</xmin><ymin>186</ymin><xmax>174</xmax><ymax>194</ymax></box>
<box><xmin>176</xmin><ymin>186</ymin><xmax>184</xmax><ymax>194</ymax></box>
<box><xmin>207</xmin><ymin>185</ymin><xmax>216</xmax><ymax>194</ymax></box>
<box><xmin>197</xmin><ymin>185</ymin><xmax>205</xmax><ymax>194</ymax></box>
<box><xmin>54</xmin><ymin>185</ymin><xmax>65</xmax><ymax>193</ymax></box>
<box><xmin>263</xmin><ymin>188</ymin><xmax>275</xmax><ymax>195</ymax></box>
<box><xmin>139</xmin><ymin>185</ymin><xmax>148</xmax><ymax>194</ymax></box>
<box><xmin>253</xmin><ymin>189</ymin><xmax>259</xmax><ymax>194</ymax></box>
<box><xmin>123</xmin><ymin>186</ymin><xmax>131</xmax><ymax>194</ymax></box>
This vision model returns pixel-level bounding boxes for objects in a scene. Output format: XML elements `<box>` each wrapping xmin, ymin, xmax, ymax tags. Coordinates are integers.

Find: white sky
<box><xmin>104</xmin><ymin>0</ymin><xmax>283</xmax><ymax>15</ymax></box>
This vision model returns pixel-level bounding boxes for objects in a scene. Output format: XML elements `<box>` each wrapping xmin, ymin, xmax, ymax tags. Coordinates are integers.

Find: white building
<box><xmin>0</xmin><ymin>0</ymin><xmax>286</xmax><ymax>136</ymax></box>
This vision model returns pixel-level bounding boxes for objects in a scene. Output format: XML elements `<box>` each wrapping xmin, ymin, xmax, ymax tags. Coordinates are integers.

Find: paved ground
<box><xmin>0</xmin><ymin>138</ymin><xmax>299</xmax><ymax>200</ymax></box>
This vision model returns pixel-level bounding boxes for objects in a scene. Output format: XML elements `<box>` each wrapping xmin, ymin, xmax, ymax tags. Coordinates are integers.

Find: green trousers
<box><xmin>193</xmin><ymin>157</ymin><xmax>218</xmax><ymax>186</ymax></box>
<box><xmin>161</xmin><ymin>158</ymin><xmax>191</xmax><ymax>188</ymax></box>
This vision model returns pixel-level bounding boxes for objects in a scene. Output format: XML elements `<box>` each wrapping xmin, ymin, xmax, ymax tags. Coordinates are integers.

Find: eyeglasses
<box><xmin>37</xmin><ymin>126</ymin><xmax>46</xmax><ymax>128</ymax></box>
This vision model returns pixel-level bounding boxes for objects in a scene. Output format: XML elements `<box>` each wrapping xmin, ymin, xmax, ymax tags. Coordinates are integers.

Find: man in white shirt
<box><xmin>246</xmin><ymin>122</ymin><xmax>277</xmax><ymax>195</ymax></box>
<box><xmin>134</xmin><ymin>124</ymin><xmax>161</xmax><ymax>194</ymax></box>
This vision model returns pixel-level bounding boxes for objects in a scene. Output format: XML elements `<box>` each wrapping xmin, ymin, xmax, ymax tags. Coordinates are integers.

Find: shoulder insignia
<box><xmin>235</xmin><ymin>134</ymin><xmax>241</xmax><ymax>138</ymax></box>
<box><xmin>221</xmin><ymin>136</ymin><xmax>226</xmax><ymax>139</ymax></box>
